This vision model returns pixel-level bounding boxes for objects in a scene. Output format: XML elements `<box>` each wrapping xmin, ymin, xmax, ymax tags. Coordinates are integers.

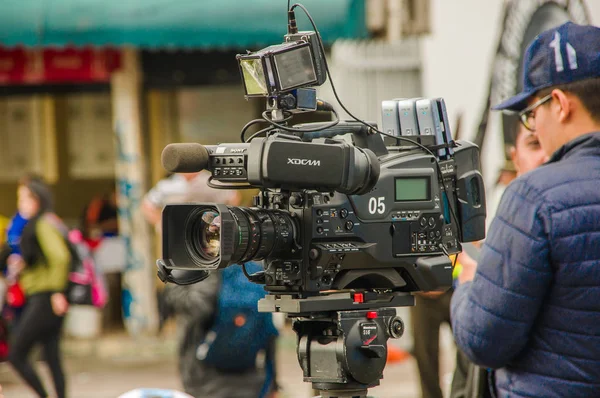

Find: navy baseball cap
<box><xmin>493</xmin><ymin>22</ymin><xmax>600</xmax><ymax>111</ymax></box>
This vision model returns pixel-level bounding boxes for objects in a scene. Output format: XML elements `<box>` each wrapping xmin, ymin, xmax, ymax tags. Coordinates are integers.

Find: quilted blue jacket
<box><xmin>451</xmin><ymin>132</ymin><xmax>600</xmax><ymax>397</ymax></box>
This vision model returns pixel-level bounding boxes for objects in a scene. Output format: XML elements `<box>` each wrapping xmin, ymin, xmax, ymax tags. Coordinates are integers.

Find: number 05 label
<box><xmin>368</xmin><ymin>197</ymin><xmax>385</xmax><ymax>215</ymax></box>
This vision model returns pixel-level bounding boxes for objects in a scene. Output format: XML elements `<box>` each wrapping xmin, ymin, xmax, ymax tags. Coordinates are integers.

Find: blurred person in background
<box><xmin>143</xmin><ymin>169</ymin><xmax>279</xmax><ymax>398</ymax></box>
<box><xmin>452</xmin><ymin>23</ymin><xmax>600</xmax><ymax>397</ymax></box>
<box><xmin>411</xmin><ymin>289</ymin><xmax>453</xmax><ymax>398</ymax></box>
<box><xmin>159</xmin><ymin>260</ymin><xmax>278</xmax><ymax>398</ymax></box>
<box><xmin>450</xmin><ymin>123</ymin><xmax>548</xmax><ymax>398</ymax></box>
<box><xmin>82</xmin><ymin>185</ymin><xmax>119</xmax><ymax>241</ymax></box>
<box><xmin>142</xmin><ymin>171</ymin><xmax>240</xmax><ymax>232</ymax></box>
<box><xmin>142</xmin><ymin>169</ymin><xmax>240</xmax><ymax>332</ymax></box>
<box><xmin>6</xmin><ymin>178</ymin><xmax>70</xmax><ymax>398</ymax></box>
<box><xmin>484</xmin><ymin>161</ymin><xmax>516</xmax><ymax>232</ymax></box>
<box><xmin>0</xmin><ymin>174</ymin><xmax>47</xmax><ymax>330</ymax></box>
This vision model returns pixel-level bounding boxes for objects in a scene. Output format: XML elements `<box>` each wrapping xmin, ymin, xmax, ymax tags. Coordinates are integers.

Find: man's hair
<box><xmin>24</xmin><ymin>179</ymin><xmax>54</xmax><ymax>213</ymax></box>
<box><xmin>537</xmin><ymin>77</ymin><xmax>600</xmax><ymax>123</ymax></box>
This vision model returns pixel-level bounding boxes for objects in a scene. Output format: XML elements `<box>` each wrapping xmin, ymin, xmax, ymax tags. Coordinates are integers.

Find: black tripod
<box><xmin>259</xmin><ymin>292</ymin><xmax>414</xmax><ymax>398</ymax></box>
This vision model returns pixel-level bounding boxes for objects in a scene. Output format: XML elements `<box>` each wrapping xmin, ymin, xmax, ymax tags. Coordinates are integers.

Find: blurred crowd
<box><xmin>0</xmin><ymin>170</ymin><xmax>279</xmax><ymax>398</ymax></box>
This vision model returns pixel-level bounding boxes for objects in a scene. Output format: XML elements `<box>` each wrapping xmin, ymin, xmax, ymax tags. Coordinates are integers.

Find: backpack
<box><xmin>196</xmin><ymin>262</ymin><xmax>278</xmax><ymax>373</ymax></box>
<box><xmin>65</xmin><ymin>229</ymin><xmax>107</xmax><ymax>308</ymax></box>
<box><xmin>43</xmin><ymin>214</ymin><xmax>107</xmax><ymax>308</ymax></box>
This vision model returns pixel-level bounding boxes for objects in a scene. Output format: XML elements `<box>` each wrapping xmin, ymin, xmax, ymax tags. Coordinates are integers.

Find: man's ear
<box><xmin>509</xmin><ymin>145</ymin><xmax>520</xmax><ymax>175</ymax></box>
<box><xmin>552</xmin><ymin>89</ymin><xmax>571</xmax><ymax>123</ymax></box>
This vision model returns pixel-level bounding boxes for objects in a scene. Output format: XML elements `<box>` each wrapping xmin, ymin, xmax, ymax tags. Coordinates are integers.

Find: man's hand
<box><xmin>415</xmin><ymin>290</ymin><xmax>448</xmax><ymax>299</ymax></box>
<box><xmin>457</xmin><ymin>250</ymin><xmax>478</xmax><ymax>284</ymax></box>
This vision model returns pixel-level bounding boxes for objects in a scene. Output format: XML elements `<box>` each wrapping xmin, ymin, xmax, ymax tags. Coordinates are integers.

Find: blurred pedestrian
<box><xmin>451</xmin><ymin>22</ymin><xmax>600</xmax><ymax>397</ymax></box>
<box><xmin>143</xmin><ymin>169</ymin><xmax>279</xmax><ymax>398</ymax></box>
<box><xmin>410</xmin><ymin>289</ymin><xmax>452</xmax><ymax>398</ymax></box>
<box><xmin>142</xmin><ymin>171</ymin><xmax>240</xmax><ymax>233</ymax></box>
<box><xmin>7</xmin><ymin>179</ymin><xmax>70</xmax><ymax>398</ymax></box>
<box><xmin>142</xmin><ymin>170</ymin><xmax>240</xmax><ymax>330</ymax></box>
<box><xmin>82</xmin><ymin>185</ymin><xmax>119</xmax><ymax>240</ymax></box>
<box><xmin>0</xmin><ymin>174</ymin><xmax>46</xmax><ymax>336</ymax></box>
<box><xmin>160</xmin><ymin>264</ymin><xmax>278</xmax><ymax>398</ymax></box>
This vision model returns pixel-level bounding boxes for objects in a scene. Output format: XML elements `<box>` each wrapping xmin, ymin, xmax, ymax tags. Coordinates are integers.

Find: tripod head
<box><xmin>260</xmin><ymin>292</ymin><xmax>413</xmax><ymax>397</ymax></box>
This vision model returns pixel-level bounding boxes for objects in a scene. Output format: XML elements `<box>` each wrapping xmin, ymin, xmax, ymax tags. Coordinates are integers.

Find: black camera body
<box><xmin>157</xmin><ymin>9</ymin><xmax>487</xmax><ymax>394</ymax></box>
<box><xmin>161</xmin><ymin>129</ymin><xmax>485</xmax><ymax>298</ymax></box>
<box><xmin>158</xmin><ymin>16</ymin><xmax>486</xmax><ymax>301</ymax></box>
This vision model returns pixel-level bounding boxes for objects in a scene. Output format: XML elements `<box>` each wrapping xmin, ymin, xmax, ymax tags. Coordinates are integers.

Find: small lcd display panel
<box><xmin>395</xmin><ymin>177</ymin><xmax>430</xmax><ymax>202</ymax></box>
<box><xmin>274</xmin><ymin>46</ymin><xmax>317</xmax><ymax>90</ymax></box>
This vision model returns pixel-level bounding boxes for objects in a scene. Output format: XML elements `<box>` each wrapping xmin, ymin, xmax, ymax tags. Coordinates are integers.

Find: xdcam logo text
<box><xmin>287</xmin><ymin>158</ymin><xmax>321</xmax><ymax>166</ymax></box>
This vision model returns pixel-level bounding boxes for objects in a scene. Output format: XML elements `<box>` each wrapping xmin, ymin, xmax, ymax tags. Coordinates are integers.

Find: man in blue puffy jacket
<box><xmin>451</xmin><ymin>22</ymin><xmax>600</xmax><ymax>397</ymax></box>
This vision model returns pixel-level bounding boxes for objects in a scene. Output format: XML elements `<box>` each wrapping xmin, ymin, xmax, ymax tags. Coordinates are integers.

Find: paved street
<box><xmin>0</xmin><ymin>324</ymin><xmax>456</xmax><ymax>398</ymax></box>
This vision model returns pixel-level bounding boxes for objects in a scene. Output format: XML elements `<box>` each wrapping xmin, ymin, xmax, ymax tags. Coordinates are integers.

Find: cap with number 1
<box><xmin>493</xmin><ymin>22</ymin><xmax>600</xmax><ymax>112</ymax></box>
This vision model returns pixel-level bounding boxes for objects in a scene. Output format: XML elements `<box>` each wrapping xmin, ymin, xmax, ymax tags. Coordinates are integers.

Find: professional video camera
<box><xmin>156</xmin><ymin>4</ymin><xmax>486</xmax><ymax>397</ymax></box>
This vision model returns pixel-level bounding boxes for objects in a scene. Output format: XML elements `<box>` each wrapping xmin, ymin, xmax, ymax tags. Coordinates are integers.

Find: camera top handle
<box><xmin>295</xmin><ymin>120</ymin><xmax>388</xmax><ymax>157</ymax></box>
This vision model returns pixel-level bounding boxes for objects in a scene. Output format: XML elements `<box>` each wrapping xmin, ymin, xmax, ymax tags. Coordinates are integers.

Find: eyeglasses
<box><xmin>519</xmin><ymin>95</ymin><xmax>552</xmax><ymax>132</ymax></box>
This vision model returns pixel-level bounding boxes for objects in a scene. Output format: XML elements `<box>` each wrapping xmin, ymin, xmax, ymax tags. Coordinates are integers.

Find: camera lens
<box><xmin>194</xmin><ymin>209</ymin><xmax>221</xmax><ymax>260</ymax></box>
<box><xmin>184</xmin><ymin>205</ymin><xmax>228</xmax><ymax>269</ymax></box>
<box><xmin>184</xmin><ymin>204</ymin><xmax>296</xmax><ymax>269</ymax></box>
<box><xmin>230</xmin><ymin>207</ymin><xmax>297</xmax><ymax>263</ymax></box>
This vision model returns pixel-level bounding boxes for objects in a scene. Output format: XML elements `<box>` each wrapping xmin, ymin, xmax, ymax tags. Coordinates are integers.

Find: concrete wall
<box><xmin>421</xmin><ymin>0</ymin><xmax>600</xmax><ymax>140</ymax></box>
<box><xmin>420</xmin><ymin>0</ymin><xmax>600</xmax><ymax>183</ymax></box>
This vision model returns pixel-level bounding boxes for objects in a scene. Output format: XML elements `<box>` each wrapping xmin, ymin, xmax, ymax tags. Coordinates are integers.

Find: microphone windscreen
<box><xmin>161</xmin><ymin>143</ymin><xmax>210</xmax><ymax>173</ymax></box>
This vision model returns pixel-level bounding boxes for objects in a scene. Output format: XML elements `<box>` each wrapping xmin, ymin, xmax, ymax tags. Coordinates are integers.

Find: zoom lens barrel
<box><xmin>183</xmin><ymin>204</ymin><xmax>296</xmax><ymax>269</ymax></box>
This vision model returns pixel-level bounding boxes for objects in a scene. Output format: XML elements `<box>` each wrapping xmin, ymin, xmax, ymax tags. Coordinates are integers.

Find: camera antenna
<box><xmin>288</xmin><ymin>0</ymin><xmax>298</xmax><ymax>34</ymax></box>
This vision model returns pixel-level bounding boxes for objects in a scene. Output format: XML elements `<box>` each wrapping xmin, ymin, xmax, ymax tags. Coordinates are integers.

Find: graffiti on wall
<box><xmin>112</xmin><ymin>65</ymin><xmax>159</xmax><ymax>335</ymax></box>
